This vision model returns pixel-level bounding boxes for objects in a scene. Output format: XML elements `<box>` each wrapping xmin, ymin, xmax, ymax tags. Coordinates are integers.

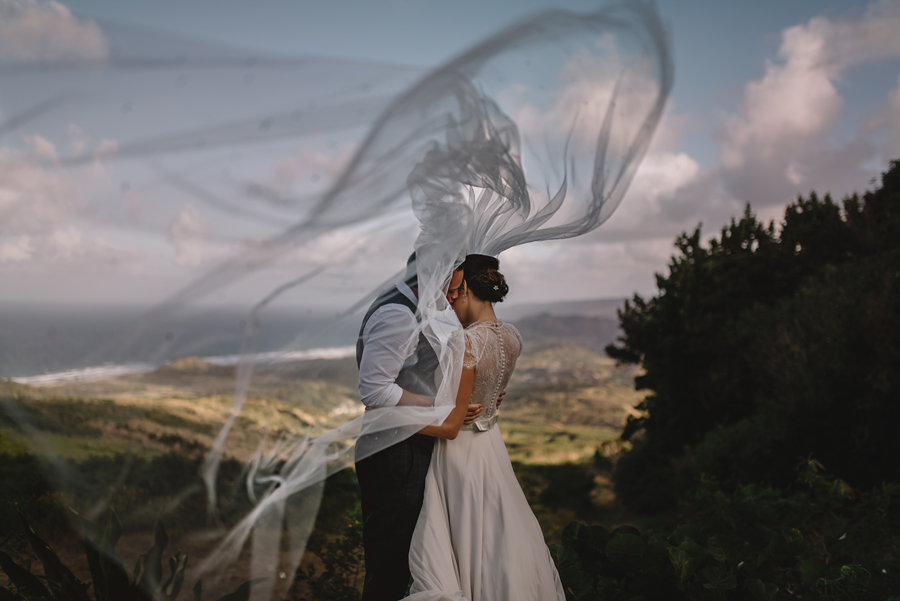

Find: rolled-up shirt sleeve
<box><xmin>358</xmin><ymin>304</ymin><xmax>418</xmax><ymax>408</ymax></box>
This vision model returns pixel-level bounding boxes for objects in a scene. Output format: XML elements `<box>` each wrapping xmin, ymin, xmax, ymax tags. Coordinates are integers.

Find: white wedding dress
<box><xmin>406</xmin><ymin>321</ymin><xmax>566</xmax><ymax>601</ymax></box>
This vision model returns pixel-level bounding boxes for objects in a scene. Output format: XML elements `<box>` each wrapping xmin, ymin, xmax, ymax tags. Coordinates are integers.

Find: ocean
<box><xmin>0</xmin><ymin>297</ymin><xmax>624</xmax><ymax>385</ymax></box>
<box><xmin>0</xmin><ymin>304</ymin><xmax>361</xmax><ymax>384</ymax></box>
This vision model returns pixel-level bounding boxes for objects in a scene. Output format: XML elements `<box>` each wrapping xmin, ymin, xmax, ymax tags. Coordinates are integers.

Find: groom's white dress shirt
<box><xmin>358</xmin><ymin>281</ymin><xmax>418</xmax><ymax>408</ymax></box>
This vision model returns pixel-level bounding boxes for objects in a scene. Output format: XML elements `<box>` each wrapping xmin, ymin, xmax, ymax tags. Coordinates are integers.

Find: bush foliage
<box><xmin>553</xmin><ymin>459</ymin><xmax>899</xmax><ymax>600</ymax></box>
<box><xmin>0</xmin><ymin>511</ymin><xmax>263</xmax><ymax>601</ymax></box>
<box><xmin>593</xmin><ymin>161</ymin><xmax>900</xmax><ymax>599</ymax></box>
<box><xmin>607</xmin><ymin>160</ymin><xmax>900</xmax><ymax>512</ymax></box>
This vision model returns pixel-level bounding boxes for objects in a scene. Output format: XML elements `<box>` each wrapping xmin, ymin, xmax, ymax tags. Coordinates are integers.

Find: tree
<box><xmin>608</xmin><ymin>160</ymin><xmax>900</xmax><ymax>512</ymax></box>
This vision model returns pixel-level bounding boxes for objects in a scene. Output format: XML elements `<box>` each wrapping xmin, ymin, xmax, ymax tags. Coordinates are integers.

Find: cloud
<box><xmin>501</xmin><ymin>236</ymin><xmax>674</xmax><ymax>302</ymax></box>
<box><xmin>45</xmin><ymin>227</ymin><xmax>141</xmax><ymax>264</ymax></box>
<box><xmin>293</xmin><ymin>229</ymin><xmax>365</xmax><ymax>265</ymax></box>
<box><xmin>615</xmin><ymin>1</ymin><xmax>900</xmax><ymax>237</ymax></box>
<box><xmin>550</xmin><ymin>101</ymin><xmax>717</xmax><ymax>246</ymax></box>
<box><xmin>253</xmin><ymin>142</ymin><xmax>358</xmax><ymax>198</ymax></box>
<box><xmin>715</xmin><ymin>0</ymin><xmax>900</xmax><ymax>206</ymax></box>
<box><xmin>863</xmin><ymin>74</ymin><xmax>900</xmax><ymax>159</ymax></box>
<box><xmin>490</xmin><ymin>46</ymin><xmax>708</xmax><ymax>289</ymax></box>
<box><xmin>67</xmin><ymin>124</ymin><xmax>88</xmax><ymax>154</ymax></box>
<box><xmin>0</xmin><ymin>228</ymin><xmax>142</xmax><ymax>266</ymax></box>
<box><xmin>121</xmin><ymin>187</ymin><xmax>145</xmax><ymax>221</ymax></box>
<box><xmin>884</xmin><ymin>78</ymin><xmax>900</xmax><ymax>159</ymax></box>
<box><xmin>25</xmin><ymin>134</ymin><xmax>59</xmax><ymax>164</ymax></box>
<box><xmin>606</xmin><ymin>150</ymin><xmax>701</xmax><ymax>232</ymax></box>
<box><xmin>0</xmin><ymin>137</ymin><xmax>76</xmax><ymax>234</ymax></box>
<box><xmin>0</xmin><ymin>235</ymin><xmax>33</xmax><ymax>263</ymax></box>
<box><xmin>0</xmin><ymin>125</ymin><xmax>146</xmax><ymax>272</ymax></box>
<box><xmin>511</xmin><ymin>39</ymin><xmax>665</xmax><ymax>168</ymax></box>
<box><xmin>168</xmin><ymin>204</ymin><xmax>208</xmax><ymax>267</ymax></box>
<box><xmin>0</xmin><ymin>0</ymin><xmax>108</xmax><ymax>62</ymax></box>
<box><xmin>0</xmin><ymin>134</ymin><xmax>127</xmax><ymax>235</ymax></box>
<box><xmin>722</xmin><ymin>0</ymin><xmax>900</xmax><ymax>165</ymax></box>
<box><xmin>92</xmin><ymin>138</ymin><xmax>118</xmax><ymax>162</ymax></box>
<box><xmin>515</xmin><ymin>1</ymin><xmax>900</xmax><ymax>301</ymax></box>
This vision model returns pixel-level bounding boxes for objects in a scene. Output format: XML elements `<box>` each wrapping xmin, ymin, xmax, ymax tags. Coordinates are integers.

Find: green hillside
<box><xmin>1</xmin><ymin>338</ymin><xmax>641</xmax><ymax>599</ymax></box>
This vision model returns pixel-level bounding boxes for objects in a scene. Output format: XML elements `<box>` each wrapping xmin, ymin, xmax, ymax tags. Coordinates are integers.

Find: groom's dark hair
<box><xmin>404</xmin><ymin>251</ymin><xmax>418</xmax><ymax>287</ymax></box>
<box><xmin>404</xmin><ymin>248</ymin><xmax>465</xmax><ymax>289</ymax></box>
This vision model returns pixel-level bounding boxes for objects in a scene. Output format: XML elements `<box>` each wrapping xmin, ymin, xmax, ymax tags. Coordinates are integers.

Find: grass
<box><xmin>0</xmin><ymin>429</ymin><xmax>33</xmax><ymax>456</ymax></box>
<box><xmin>501</xmin><ymin>422</ymin><xmax>619</xmax><ymax>464</ymax></box>
<box><xmin>1</xmin><ymin>343</ymin><xmax>647</xmax><ymax>600</ymax></box>
<box><xmin>33</xmin><ymin>431</ymin><xmax>157</xmax><ymax>461</ymax></box>
<box><xmin>2</xmin><ymin>342</ymin><xmax>641</xmax><ymax>466</ymax></box>
<box><xmin>142</xmin><ymin>408</ymin><xmax>214</xmax><ymax>434</ymax></box>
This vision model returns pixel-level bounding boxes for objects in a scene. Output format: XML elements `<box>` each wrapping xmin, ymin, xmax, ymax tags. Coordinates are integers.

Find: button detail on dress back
<box><xmin>465</xmin><ymin>321</ymin><xmax>516</xmax><ymax>429</ymax></box>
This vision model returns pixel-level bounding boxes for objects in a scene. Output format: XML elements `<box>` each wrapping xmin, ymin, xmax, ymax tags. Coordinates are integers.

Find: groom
<box><xmin>355</xmin><ymin>253</ymin><xmax>481</xmax><ymax>601</ymax></box>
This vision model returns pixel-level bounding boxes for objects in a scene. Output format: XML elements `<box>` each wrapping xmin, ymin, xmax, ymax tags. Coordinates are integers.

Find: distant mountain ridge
<box><xmin>498</xmin><ymin>297</ymin><xmax>625</xmax><ymax>321</ymax></box>
<box><xmin>495</xmin><ymin>298</ymin><xmax>625</xmax><ymax>354</ymax></box>
<box><xmin>511</xmin><ymin>313</ymin><xmax>621</xmax><ymax>353</ymax></box>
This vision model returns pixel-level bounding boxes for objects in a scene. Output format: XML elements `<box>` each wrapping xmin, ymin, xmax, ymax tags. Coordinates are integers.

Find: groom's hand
<box><xmin>496</xmin><ymin>389</ymin><xmax>506</xmax><ymax>409</ymax></box>
<box><xmin>463</xmin><ymin>403</ymin><xmax>483</xmax><ymax>425</ymax></box>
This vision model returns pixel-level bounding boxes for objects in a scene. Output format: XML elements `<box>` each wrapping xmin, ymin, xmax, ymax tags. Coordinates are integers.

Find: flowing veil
<box><xmin>1</xmin><ymin>1</ymin><xmax>671</xmax><ymax>598</ymax></box>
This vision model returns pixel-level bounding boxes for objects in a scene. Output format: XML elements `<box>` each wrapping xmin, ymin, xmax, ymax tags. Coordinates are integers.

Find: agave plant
<box><xmin>0</xmin><ymin>510</ymin><xmax>263</xmax><ymax>601</ymax></box>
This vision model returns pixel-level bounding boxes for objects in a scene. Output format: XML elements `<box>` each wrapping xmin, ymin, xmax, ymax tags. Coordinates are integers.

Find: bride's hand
<box><xmin>463</xmin><ymin>403</ymin><xmax>483</xmax><ymax>425</ymax></box>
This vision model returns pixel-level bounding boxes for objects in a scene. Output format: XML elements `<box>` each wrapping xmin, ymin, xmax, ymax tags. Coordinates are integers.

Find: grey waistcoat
<box><xmin>356</xmin><ymin>286</ymin><xmax>439</xmax><ymax>398</ymax></box>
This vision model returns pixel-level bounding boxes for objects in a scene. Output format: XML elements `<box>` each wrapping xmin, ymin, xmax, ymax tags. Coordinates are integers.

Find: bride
<box><xmin>407</xmin><ymin>254</ymin><xmax>566</xmax><ymax>601</ymax></box>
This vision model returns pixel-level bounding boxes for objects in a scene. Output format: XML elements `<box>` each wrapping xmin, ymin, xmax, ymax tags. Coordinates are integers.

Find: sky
<box><xmin>1</xmin><ymin>0</ymin><xmax>899</xmax><ymax>308</ymax></box>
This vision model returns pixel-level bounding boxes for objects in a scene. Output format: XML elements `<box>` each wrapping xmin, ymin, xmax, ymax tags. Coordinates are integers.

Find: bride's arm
<box><xmin>396</xmin><ymin>389</ymin><xmax>434</xmax><ymax>406</ymax></box>
<box><xmin>417</xmin><ymin>366</ymin><xmax>475</xmax><ymax>440</ymax></box>
<box><xmin>394</xmin><ymin>390</ymin><xmax>482</xmax><ymax>424</ymax></box>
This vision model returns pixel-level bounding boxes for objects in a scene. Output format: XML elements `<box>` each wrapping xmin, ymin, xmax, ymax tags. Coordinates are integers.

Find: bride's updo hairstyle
<box><xmin>460</xmin><ymin>254</ymin><xmax>509</xmax><ymax>303</ymax></box>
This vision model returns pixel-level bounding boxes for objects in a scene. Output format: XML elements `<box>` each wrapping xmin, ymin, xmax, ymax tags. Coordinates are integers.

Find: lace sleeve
<box><xmin>462</xmin><ymin>328</ymin><xmax>482</xmax><ymax>369</ymax></box>
<box><xmin>506</xmin><ymin>324</ymin><xmax>523</xmax><ymax>360</ymax></box>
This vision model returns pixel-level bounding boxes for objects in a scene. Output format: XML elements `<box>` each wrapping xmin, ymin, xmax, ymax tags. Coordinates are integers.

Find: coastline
<box><xmin>8</xmin><ymin>345</ymin><xmax>357</xmax><ymax>386</ymax></box>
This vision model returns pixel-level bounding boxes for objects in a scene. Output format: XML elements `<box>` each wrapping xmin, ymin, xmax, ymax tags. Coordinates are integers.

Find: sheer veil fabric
<box><xmin>2</xmin><ymin>1</ymin><xmax>671</xmax><ymax>598</ymax></box>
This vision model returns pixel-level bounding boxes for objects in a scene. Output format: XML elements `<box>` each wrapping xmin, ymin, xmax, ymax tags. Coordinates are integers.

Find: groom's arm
<box><xmin>397</xmin><ymin>389</ymin><xmax>434</xmax><ymax>407</ymax></box>
<box><xmin>359</xmin><ymin>305</ymin><xmax>425</xmax><ymax>408</ymax></box>
<box><xmin>357</xmin><ymin>304</ymin><xmax>485</xmax><ymax>422</ymax></box>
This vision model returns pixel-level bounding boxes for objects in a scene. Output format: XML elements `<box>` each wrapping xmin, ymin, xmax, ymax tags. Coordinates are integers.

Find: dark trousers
<box><xmin>356</xmin><ymin>433</ymin><xmax>433</xmax><ymax>601</ymax></box>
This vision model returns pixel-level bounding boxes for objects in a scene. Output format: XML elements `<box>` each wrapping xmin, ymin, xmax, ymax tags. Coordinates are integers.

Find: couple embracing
<box><xmin>355</xmin><ymin>253</ymin><xmax>565</xmax><ymax>601</ymax></box>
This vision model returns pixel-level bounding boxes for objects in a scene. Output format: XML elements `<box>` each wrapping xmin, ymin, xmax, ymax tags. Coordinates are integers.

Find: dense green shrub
<box><xmin>608</xmin><ymin>160</ymin><xmax>900</xmax><ymax>512</ymax></box>
<box><xmin>291</xmin><ymin>505</ymin><xmax>364</xmax><ymax>601</ymax></box>
<box><xmin>0</xmin><ymin>453</ymin><xmax>68</xmax><ymax>546</ymax></box>
<box><xmin>287</xmin><ymin>469</ymin><xmax>364</xmax><ymax>601</ymax></box>
<box><xmin>0</xmin><ymin>511</ymin><xmax>263</xmax><ymax>601</ymax></box>
<box><xmin>517</xmin><ymin>462</ymin><xmax>598</xmax><ymax>517</ymax></box>
<box><xmin>0</xmin><ymin>451</ymin><xmax>251</xmax><ymax>537</ymax></box>
<box><xmin>554</xmin><ymin>462</ymin><xmax>900</xmax><ymax>600</ymax></box>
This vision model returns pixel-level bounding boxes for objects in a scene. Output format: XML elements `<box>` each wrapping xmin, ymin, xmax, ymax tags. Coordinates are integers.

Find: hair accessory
<box><xmin>493</xmin><ymin>285</ymin><xmax>499</xmax><ymax>290</ymax></box>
